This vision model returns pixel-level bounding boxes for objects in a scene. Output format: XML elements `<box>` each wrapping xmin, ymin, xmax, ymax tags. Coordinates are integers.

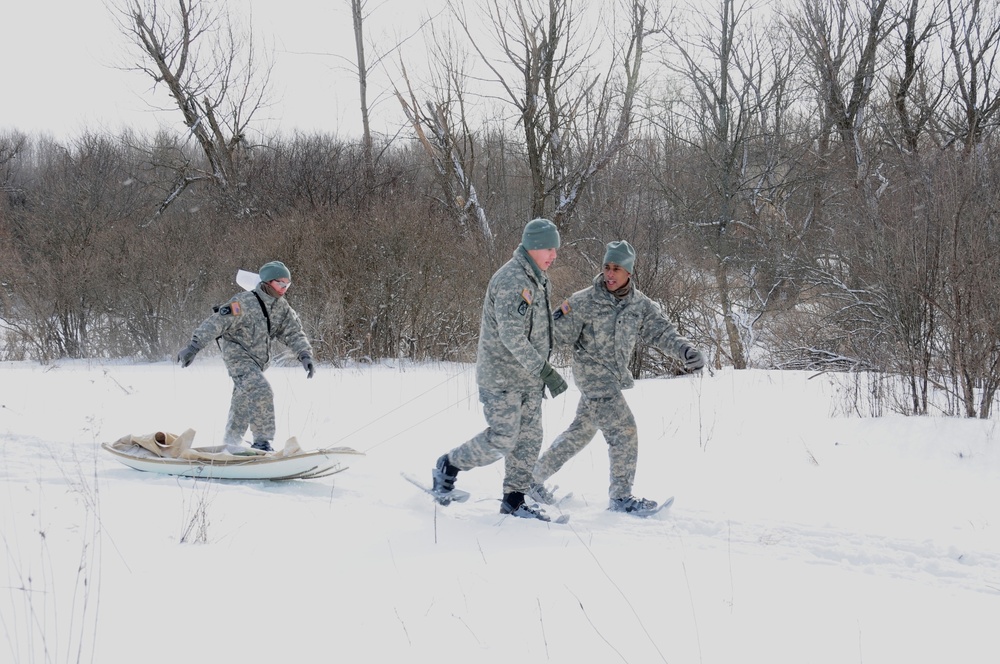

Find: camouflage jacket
<box><xmin>475</xmin><ymin>247</ymin><xmax>554</xmax><ymax>391</ymax></box>
<box><xmin>190</xmin><ymin>282</ymin><xmax>313</xmax><ymax>371</ymax></box>
<box><xmin>554</xmin><ymin>274</ymin><xmax>691</xmax><ymax>398</ymax></box>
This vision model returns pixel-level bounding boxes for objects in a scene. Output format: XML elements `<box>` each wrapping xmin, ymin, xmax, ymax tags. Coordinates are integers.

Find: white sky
<box><xmin>1</xmin><ymin>0</ymin><xmax>446</xmax><ymax>141</ymax></box>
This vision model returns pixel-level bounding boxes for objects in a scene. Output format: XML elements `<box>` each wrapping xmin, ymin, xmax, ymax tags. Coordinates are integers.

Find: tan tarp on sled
<box><xmin>108</xmin><ymin>429</ymin><xmax>306</xmax><ymax>461</ymax></box>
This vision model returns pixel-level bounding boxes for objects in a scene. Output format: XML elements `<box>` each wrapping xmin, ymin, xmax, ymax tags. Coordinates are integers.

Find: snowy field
<box><xmin>2</xmin><ymin>359</ymin><xmax>998</xmax><ymax>663</ymax></box>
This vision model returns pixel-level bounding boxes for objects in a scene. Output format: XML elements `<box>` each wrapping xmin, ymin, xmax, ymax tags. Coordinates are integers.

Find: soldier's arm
<box><xmin>190</xmin><ymin>308</ymin><xmax>230</xmax><ymax>349</ymax></box>
<box><xmin>552</xmin><ymin>295</ymin><xmax>585</xmax><ymax>347</ymax></box>
<box><xmin>275</xmin><ymin>306</ymin><xmax>313</xmax><ymax>358</ymax></box>
<box><xmin>641</xmin><ymin>297</ymin><xmax>690</xmax><ymax>359</ymax></box>
<box><xmin>493</xmin><ymin>280</ymin><xmax>546</xmax><ymax>374</ymax></box>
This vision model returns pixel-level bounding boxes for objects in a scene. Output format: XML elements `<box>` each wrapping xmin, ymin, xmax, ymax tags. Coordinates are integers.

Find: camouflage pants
<box><xmin>223</xmin><ymin>361</ymin><xmax>275</xmax><ymax>446</ymax></box>
<box><xmin>533</xmin><ymin>390</ymin><xmax>638</xmax><ymax>500</ymax></box>
<box><xmin>447</xmin><ymin>387</ymin><xmax>544</xmax><ymax>495</ymax></box>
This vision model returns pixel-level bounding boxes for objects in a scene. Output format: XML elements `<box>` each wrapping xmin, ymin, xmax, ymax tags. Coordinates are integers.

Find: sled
<box><xmin>102</xmin><ymin>429</ymin><xmax>363</xmax><ymax>481</ymax></box>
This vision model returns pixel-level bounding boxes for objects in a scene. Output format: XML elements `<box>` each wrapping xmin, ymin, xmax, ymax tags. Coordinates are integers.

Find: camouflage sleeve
<box><xmin>492</xmin><ymin>274</ymin><xmax>546</xmax><ymax>374</ymax></box>
<box><xmin>190</xmin><ymin>310</ymin><xmax>229</xmax><ymax>350</ymax></box>
<box><xmin>641</xmin><ymin>296</ymin><xmax>691</xmax><ymax>359</ymax></box>
<box><xmin>552</xmin><ymin>296</ymin><xmax>583</xmax><ymax>347</ymax></box>
<box><xmin>275</xmin><ymin>306</ymin><xmax>313</xmax><ymax>359</ymax></box>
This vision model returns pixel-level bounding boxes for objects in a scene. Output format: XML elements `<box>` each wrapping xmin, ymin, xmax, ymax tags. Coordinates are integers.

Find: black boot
<box><xmin>431</xmin><ymin>455</ymin><xmax>460</xmax><ymax>494</ymax></box>
<box><xmin>500</xmin><ymin>491</ymin><xmax>551</xmax><ymax>521</ymax></box>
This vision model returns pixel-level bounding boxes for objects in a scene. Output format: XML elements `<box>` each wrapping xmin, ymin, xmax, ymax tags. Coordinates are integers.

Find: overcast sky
<box><xmin>2</xmin><ymin>0</ymin><xmax>444</xmax><ymax>141</ymax></box>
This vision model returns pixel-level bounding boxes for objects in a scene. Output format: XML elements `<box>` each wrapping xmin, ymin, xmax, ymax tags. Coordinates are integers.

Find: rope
<box><xmin>358</xmin><ymin>391</ymin><xmax>476</xmax><ymax>454</ymax></box>
<box><xmin>329</xmin><ymin>365</ymin><xmax>474</xmax><ymax>452</ymax></box>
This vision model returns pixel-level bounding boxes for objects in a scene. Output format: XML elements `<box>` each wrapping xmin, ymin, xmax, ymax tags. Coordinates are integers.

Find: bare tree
<box><xmin>781</xmin><ymin>0</ymin><xmax>1000</xmax><ymax>418</ymax></box>
<box><xmin>660</xmin><ymin>0</ymin><xmax>801</xmax><ymax>368</ymax></box>
<box><xmin>934</xmin><ymin>0</ymin><xmax>1000</xmax><ymax>416</ymax></box>
<box><xmin>933</xmin><ymin>155</ymin><xmax>1000</xmax><ymax>417</ymax></box>
<box><xmin>450</xmin><ymin>0</ymin><xmax>660</xmax><ymax>224</ymax></box>
<box><xmin>0</xmin><ymin>131</ymin><xmax>27</xmax><ymax>209</ymax></box>
<box><xmin>351</xmin><ymin>0</ymin><xmax>374</xmax><ymax>173</ymax></box>
<box><xmin>0</xmin><ymin>135</ymin><xmax>149</xmax><ymax>359</ymax></box>
<box><xmin>944</xmin><ymin>0</ymin><xmax>1000</xmax><ymax>154</ymax></box>
<box><xmin>396</xmin><ymin>24</ymin><xmax>494</xmax><ymax>247</ymax></box>
<box><xmin>782</xmin><ymin>0</ymin><xmax>900</xmax><ymax>375</ymax></box>
<box><xmin>111</xmin><ymin>0</ymin><xmax>272</xmax><ymax>215</ymax></box>
<box><xmin>888</xmin><ymin>0</ymin><xmax>946</xmax><ymax>153</ymax></box>
<box><xmin>877</xmin><ymin>0</ymin><xmax>947</xmax><ymax>412</ymax></box>
<box><xmin>786</xmin><ymin>0</ymin><xmax>897</xmax><ymax>197</ymax></box>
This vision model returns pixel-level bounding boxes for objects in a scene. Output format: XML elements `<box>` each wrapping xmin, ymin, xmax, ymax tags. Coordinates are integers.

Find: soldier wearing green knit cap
<box><xmin>176</xmin><ymin>260</ymin><xmax>315</xmax><ymax>454</ymax></box>
<box><xmin>428</xmin><ymin>218</ymin><xmax>569</xmax><ymax>521</ymax></box>
<box><xmin>533</xmin><ymin>240</ymin><xmax>705</xmax><ymax>516</ymax></box>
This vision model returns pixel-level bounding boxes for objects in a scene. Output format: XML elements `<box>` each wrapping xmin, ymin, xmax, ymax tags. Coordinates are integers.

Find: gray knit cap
<box><xmin>521</xmin><ymin>218</ymin><xmax>561</xmax><ymax>250</ymax></box>
<box><xmin>603</xmin><ymin>240</ymin><xmax>636</xmax><ymax>273</ymax></box>
<box><xmin>259</xmin><ymin>261</ymin><xmax>291</xmax><ymax>282</ymax></box>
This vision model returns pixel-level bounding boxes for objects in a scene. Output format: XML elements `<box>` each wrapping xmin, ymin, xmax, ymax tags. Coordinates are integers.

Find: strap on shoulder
<box><xmin>252</xmin><ymin>291</ymin><xmax>272</xmax><ymax>335</ymax></box>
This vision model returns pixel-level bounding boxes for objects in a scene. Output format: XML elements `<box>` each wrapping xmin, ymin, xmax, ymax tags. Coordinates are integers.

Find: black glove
<box><xmin>177</xmin><ymin>344</ymin><xmax>199</xmax><ymax>368</ymax></box>
<box><xmin>540</xmin><ymin>361</ymin><xmax>568</xmax><ymax>397</ymax></box>
<box><xmin>300</xmin><ymin>354</ymin><xmax>315</xmax><ymax>379</ymax></box>
<box><xmin>682</xmin><ymin>345</ymin><xmax>705</xmax><ymax>371</ymax></box>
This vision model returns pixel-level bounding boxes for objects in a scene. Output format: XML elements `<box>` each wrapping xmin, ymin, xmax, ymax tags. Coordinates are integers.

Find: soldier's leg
<box><xmin>502</xmin><ymin>389</ymin><xmax>545</xmax><ymax>494</ymax></box>
<box><xmin>244</xmin><ymin>370</ymin><xmax>275</xmax><ymax>444</ymax></box>
<box><xmin>594</xmin><ymin>391</ymin><xmax>639</xmax><ymax>500</ymax></box>
<box><xmin>533</xmin><ymin>397</ymin><xmax>599</xmax><ymax>484</ymax></box>
<box><xmin>223</xmin><ymin>366</ymin><xmax>274</xmax><ymax>446</ymax></box>
<box><xmin>447</xmin><ymin>388</ymin><xmax>524</xmax><ymax>471</ymax></box>
<box><xmin>223</xmin><ymin>367</ymin><xmax>251</xmax><ymax>446</ymax></box>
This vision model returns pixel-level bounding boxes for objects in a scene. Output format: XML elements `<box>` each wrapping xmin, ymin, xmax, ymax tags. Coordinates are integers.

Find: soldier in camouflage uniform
<box><xmin>177</xmin><ymin>261</ymin><xmax>315</xmax><ymax>453</ymax></box>
<box><xmin>430</xmin><ymin>219</ymin><xmax>569</xmax><ymax>521</ymax></box>
<box><xmin>533</xmin><ymin>241</ymin><xmax>705</xmax><ymax>515</ymax></box>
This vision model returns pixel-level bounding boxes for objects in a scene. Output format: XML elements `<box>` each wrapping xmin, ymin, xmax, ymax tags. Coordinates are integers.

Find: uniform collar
<box><xmin>516</xmin><ymin>246</ymin><xmax>546</xmax><ymax>282</ymax></box>
<box><xmin>256</xmin><ymin>282</ymin><xmax>280</xmax><ymax>302</ymax></box>
<box><xmin>593</xmin><ymin>273</ymin><xmax>634</xmax><ymax>302</ymax></box>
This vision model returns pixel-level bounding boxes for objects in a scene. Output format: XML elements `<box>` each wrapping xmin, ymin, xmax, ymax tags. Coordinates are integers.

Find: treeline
<box><xmin>0</xmin><ymin>132</ymin><xmax>491</xmax><ymax>365</ymax></box>
<box><xmin>2</xmin><ymin>0</ymin><xmax>1000</xmax><ymax>419</ymax></box>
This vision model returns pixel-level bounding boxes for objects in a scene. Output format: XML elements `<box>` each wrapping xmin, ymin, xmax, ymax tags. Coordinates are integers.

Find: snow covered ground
<box><xmin>2</xmin><ymin>360</ymin><xmax>998</xmax><ymax>663</ymax></box>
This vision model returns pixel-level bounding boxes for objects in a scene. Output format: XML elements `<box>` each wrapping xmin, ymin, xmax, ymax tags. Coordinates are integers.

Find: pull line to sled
<box><xmin>328</xmin><ymin>366</ymin><xmax>473</xmax><ymax>453</ymax></box>
<box><xmin>359</xmin><ymin>392</ymin><xmax>475</xmax><ymax>454</ymax></box>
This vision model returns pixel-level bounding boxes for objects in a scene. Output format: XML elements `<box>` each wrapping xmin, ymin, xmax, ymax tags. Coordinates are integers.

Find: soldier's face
<box><xmin>269</xmin><ymin>279</ymin><xmax>291</xmax><ymax>297</ymax></box>
<box><xmin>603</xmin><ymin>263</ymin><xmax>630</xmax><ymax>291</ymax></box>
<box><xmin>528</xmin><ymin>248</ymin><xmax>558</xmax><ymax>272</ymax></box>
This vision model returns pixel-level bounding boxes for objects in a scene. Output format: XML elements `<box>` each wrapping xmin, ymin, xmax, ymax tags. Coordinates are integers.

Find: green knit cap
<box><xmin>603</xmin><ymin>240</ymin><xmax>636</xmax><ymax>273</ymax></box>
<box><xmin>521</xmin><ymin>218</ymin><xmax>561</xmax><ymax>250</ymax></box>
<box><xmin>259</xmin><ymin>260</ymin><xmax>291</xmax><ymax>282</ymax></box>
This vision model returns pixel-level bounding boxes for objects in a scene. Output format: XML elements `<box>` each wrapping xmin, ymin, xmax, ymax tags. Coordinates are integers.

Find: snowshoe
<box><xmin>500</xmin><ymin>492</ymin><xmax>551</xmax><ymax>521</ymax></box>
<box><xmin>609</xmin><ymin>495</ymin><xmax>659</xmax><ymax>516</ymax></box>
<box><xmin>526</xmin><ymin>482</ymin><xmax>558</xmax><ymax>505</ymax></box>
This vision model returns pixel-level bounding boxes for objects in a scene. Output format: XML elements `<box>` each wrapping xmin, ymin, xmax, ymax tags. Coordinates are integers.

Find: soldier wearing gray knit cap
<box><xmin>176</xmin><ymin>261</ymin><xmax>315</xmax><ymax>454</ymax></box>
<box><xmin>428</xmin><ymin>219</ymin><xmax>568</xmax><ymax>521</ymax></box>
<box><xmin>533</xmin><ymin>240</ymin><xmax>705</xmax><ymax>515</ymax></box>
<box><xmin>520</xmin><ymin>217</ymin><xmax>561</xmax><ymax>249</ymax></box>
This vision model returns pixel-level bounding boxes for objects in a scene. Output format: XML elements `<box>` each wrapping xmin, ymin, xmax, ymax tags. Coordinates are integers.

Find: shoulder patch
<box><xmin>521</xmin><ymin>288</ymin><xmax>533</xmax><ymax>305</ymax></box>
<box><xmin>218</xmin><ymin>301</ymin><xmax>242</xmax><ymax>316</ymax></box>
<box><xmin>553</xmin><ymin>299</ymin><xmax>571</xmax><ymax>320</ymax></box>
